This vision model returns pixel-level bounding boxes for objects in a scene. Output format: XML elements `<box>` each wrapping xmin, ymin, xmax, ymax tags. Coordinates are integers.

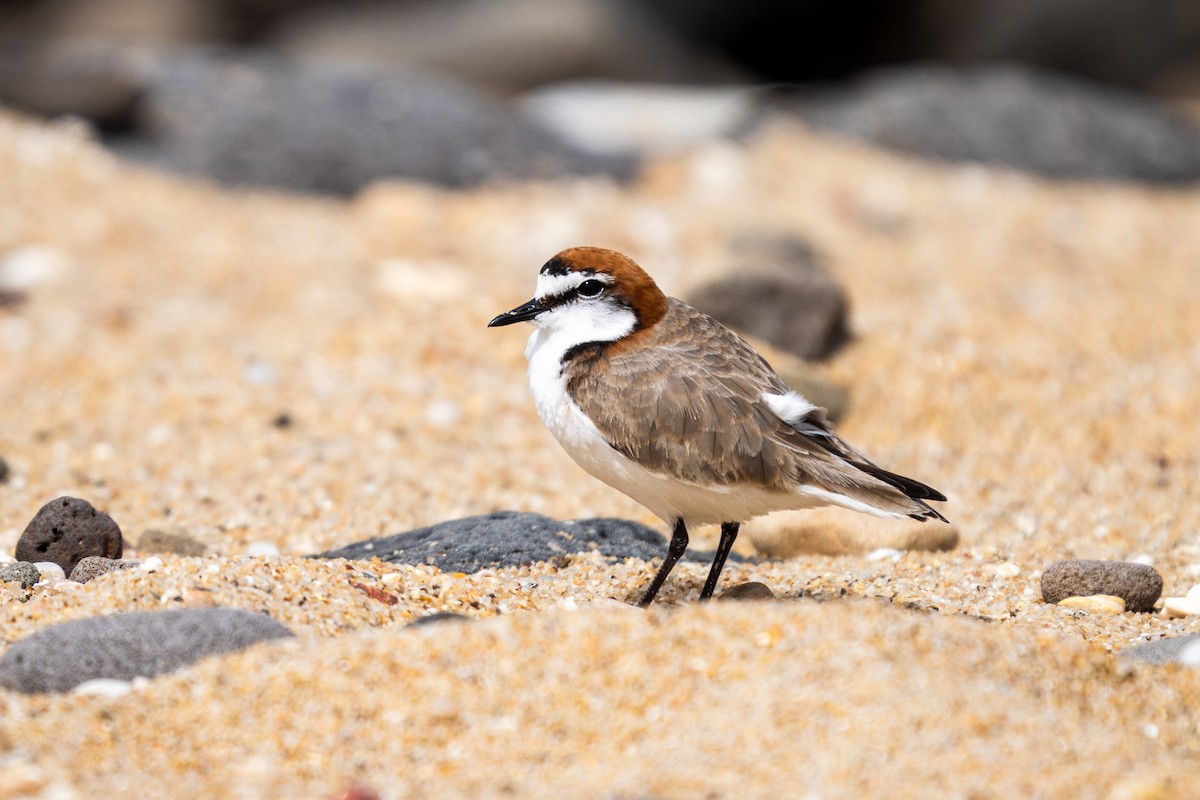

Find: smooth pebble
<box><xmin>993</xmin><ymin>562</ymin><xmax>1021</xmax><ymax>578</ymax></box>
<box><xmin>32</xmin><ymin>562</ymin><xmax>65</xmax><ymax>582</ymax></box>
<box><xmin>0</xmin><ymin>608</ymin><xmax>295</xmax><ymax>693</ymax></box>
<box><xmin>72</xmin><ymin>678</ymin><xmax>134</xmax><ymax>698</ymax></box>
<box><xmin>718</xmin><ymin>581</ymin><xmax>776</xmax><ymax>601</ymax></box>
<box><xmin>1057</xmin><ymin>594</ymin><xmax>1126</xmax><ymax>614</ymax></box>
<box><xmin>69</xmin><ymin>556</ymin><xmax>140</xmax><ymax>583</ymax></box>
<box><xmin>0</xmin><ymin>561</ymin><xmax>40</xmax><ymax>588</ymax></box>
<box><xmin>1161</xmin><ymin>597</ymin><xmax>1200</xmax><ymax>618</ymax></box>
<box><xmin>1040</xmin><ymin>560</ymin><xmax>1162</xmax><ymax>613</ymax></box>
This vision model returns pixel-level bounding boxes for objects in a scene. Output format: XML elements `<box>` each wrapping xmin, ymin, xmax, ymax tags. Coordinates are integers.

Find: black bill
<box><xmin>488</xmin><ymin>298</ymin><xmax>546</xmax><ymax>327</ymax></box>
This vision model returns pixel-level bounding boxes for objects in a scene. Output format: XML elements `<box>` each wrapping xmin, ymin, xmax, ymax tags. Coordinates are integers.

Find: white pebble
<box><xmin>1130</xmin><ymin>554</ymin><xmax>1155</xmax><ymax>567</ymax></box>
<box><xmin>51</xmin><ymin>580</ymin><xmax>85</xmax><ymax>592</ymax></box>
<box><xmin>32</xmin><ymin>562</ymin><xmax>65</xmax><ymax>582</ymax></box>
<box><xmin>1161</xmin><ymin>597</ymin><xmax>1200</xmax><ymax>618</ymax></box>
<box><xmin>993</xmin><ymin>562</ymin><xmax>1021</xmax><ymax>578</ymax></box>
<box><xmin>518</xmin><ymin>83</ymin><xmax>754</xmax><ymax>157</ymax></box>
<box><xmin>1179</xmin><ymin>640</ymin><xmax>1200</xmax><ymax>668</ymax></box>
<box><xmin>245</xmin><ymin>542</ymin><xmax>280</xmax><ymax>557</ymax></box>
<box><xmin>0</xmin><ymin>245</ymin><xmax>70</xmax><ymax>291</ymax></box>
<box><xmin>866</xmin><ymin>548</ymin><xmax>903</xmax><ymax>562</ymax></box>
<box><xmin>72</xmin><ymin>678</ymin><xmax>134</xmax><ymax>698</ymax></box>
<box><xmin>241</xmin><ymin>359</ymin><xmax>277</xmax><ymax>386</ymax></box>
<box><xmin>139</xmin><ymin>556</ymin><xmax>164</xmax><ymax>573</ymax></box>
<box><xmin>380</xmin><ymin>572</ymin><xmax>405</xmax><ymax>587</ymax></box>
<box><xmin>424</xmin><ymin>400</ymin><xmax>461</xmax><ymax>427</ymax></box>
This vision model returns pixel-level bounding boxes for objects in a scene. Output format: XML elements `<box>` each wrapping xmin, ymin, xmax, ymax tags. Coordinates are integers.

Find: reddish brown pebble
<box><xmin>352</xmin><ymin>582</ymin><xmax>398</xmax><ymax>605</ymax></box>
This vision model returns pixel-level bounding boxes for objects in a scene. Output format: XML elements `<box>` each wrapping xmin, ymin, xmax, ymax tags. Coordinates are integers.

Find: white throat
<box><xmin>521</xmin><ymin>294</ymin><xmax>637</xmax><ymax>463</ymax></box>
<box><xmin>523</xmin><ymin>298</ymin><xmax>637</xmax><ymax>370</ymax></box>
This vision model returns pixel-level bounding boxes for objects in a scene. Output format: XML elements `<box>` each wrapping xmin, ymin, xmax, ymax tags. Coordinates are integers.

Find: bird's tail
<box><xmin>851</xmin><ymin>462</ymin><xmax>948</xmax><ymax>522</ymax></box>
<box><xmin>787</xmin><ymin>407</ymin><xmax>948</xmax><ymax>523</ymax></box>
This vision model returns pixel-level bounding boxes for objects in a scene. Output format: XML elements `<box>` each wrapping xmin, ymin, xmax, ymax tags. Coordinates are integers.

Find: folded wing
<box><xmin>564</xmin><ymin>299</ymin><xmax>946</xmax><ymax>521</ymax></box>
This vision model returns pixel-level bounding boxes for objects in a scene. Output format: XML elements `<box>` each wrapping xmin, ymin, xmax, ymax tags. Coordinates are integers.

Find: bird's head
<box><xmin>488</xmin><ymin>247</ymin><xmax>668</xmax><ymax>346</ymax></box>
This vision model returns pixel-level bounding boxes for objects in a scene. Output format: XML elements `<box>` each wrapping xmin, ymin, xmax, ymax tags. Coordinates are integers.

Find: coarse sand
<box><xmin>2</xmin><ymin>110</ymin><xmax>1200</xmax><ymax>798</ymax></box>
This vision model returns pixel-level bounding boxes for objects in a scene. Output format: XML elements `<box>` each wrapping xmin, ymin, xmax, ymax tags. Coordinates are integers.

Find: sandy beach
<box><xmin>2</xmin><ymin>110</ymin><xmax>1200</xmax><ymax>798</ymax></box>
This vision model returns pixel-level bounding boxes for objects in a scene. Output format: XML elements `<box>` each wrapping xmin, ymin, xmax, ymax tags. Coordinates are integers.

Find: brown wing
<box><xmin>564</xmin><ymin>299</ymin><xmax>946</xmax><ymax>520</ymax></box>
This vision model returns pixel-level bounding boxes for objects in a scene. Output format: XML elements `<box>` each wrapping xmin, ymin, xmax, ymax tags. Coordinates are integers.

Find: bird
<box><xmin>489</xmin><ymin>246</ymin><xmax>947</xmax><ymax>606</ymax></box>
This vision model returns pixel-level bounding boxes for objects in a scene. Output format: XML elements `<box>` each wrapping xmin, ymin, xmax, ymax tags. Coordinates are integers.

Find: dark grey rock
<box><xmin>718</xmin><ymin>581</ymin><xmax>776</xmax><ymax>601</ymax></box>
<box><xmin>117</xmin><ymin>49</ymin><xmax>634</xmax><ymax>194</ymax></box>
<box><xmin>68</xmin><ymin>556</ymin><xmax>140</xmax><ymax>584</ymax></box>
<box><xmin>1041</xmin><ymin>559</ymin><xmax>1163</xmax><ymax>613</ymax></box>
<box><xmin>688</xmin><ymin>237</ymin><xmax>850</xmax><ymax>361</ymax></box>
<box><xmin>1121</xmin><ymin>635</ymin><xmax>1200</xmax><ymax>665</ymax></box>
<box><xmin>648</xmin><ymin>0</ymin><xmax>1200</xmax><ymax>91</ymax></box>
<box><xmin>0</xmin><ymin>453</ymin><xmax>9</xmax><ymax>483</ymax></box>
<box><xmin>15</xmin><ymin>496</ymin><xmax>123</xmax><ymax>576</ymax></box>
<box><xmin>311</xmin><ymin>511</ymin><xmax>749</xmax><ymax>572</ymax></box>
<box><xmin>0</xmin><ymin>608</ymin><xmax>294</xmax><ymax>694</ymax></box>
<box><xmin>407</xmin><ymin>612</ymin><xmax>472</xmax><ymax>627</ymax></box>
<box><xmin>0</xmin><ymin>39</ymin><xmax>146</xmax><ymax>126</ymax></box>
<box><xmin>0</xmin><ymin>561</ymin><xmax>41</xmax><ymax>589</ymax></box>
<box><xmin>137</xmin><ymin>527</ymin><xmax>209</xmax><ymax>557</ymax></box>
<box><xmin>268</xmin><ymin>0</ymin><xmax>747</xmax><ymax>93</ymax></box>
<box><xmin>784</xmin><ymin>64</ymin><xmax>1200</xmax><ymax>184</ymax></box>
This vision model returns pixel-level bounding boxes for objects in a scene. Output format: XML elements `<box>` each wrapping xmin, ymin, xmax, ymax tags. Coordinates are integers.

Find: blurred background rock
<box><xmin>3</xmin><ymin>0</ymin><xmax>1200</xmax><ymax>192</ymax></box>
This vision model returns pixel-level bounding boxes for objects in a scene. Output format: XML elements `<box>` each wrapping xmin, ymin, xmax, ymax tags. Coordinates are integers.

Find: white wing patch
<box><xmin>763</xmin><ymin>391</ymin><xmax>816</xmax><ymax>426</ymax></box>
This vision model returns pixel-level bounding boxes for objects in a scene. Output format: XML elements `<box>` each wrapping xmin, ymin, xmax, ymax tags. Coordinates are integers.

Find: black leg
<box><xmin>699</xmin><ymin>522</ymin><xmax>740</xmax><ymax>600</ymax></box>
<box><xmin>637</xmin><ymin>518</ymin><xmax>689</xmax><ymax>607</ymax></box>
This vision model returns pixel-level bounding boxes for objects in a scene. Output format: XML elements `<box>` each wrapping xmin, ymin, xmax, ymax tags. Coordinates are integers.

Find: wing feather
<box><xmin>564</xmin><ymin>299</ymin><xmax>945</xmax><ymax>520</ymax></box>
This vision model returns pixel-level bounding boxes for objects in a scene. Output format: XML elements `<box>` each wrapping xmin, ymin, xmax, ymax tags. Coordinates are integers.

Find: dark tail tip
<box><xmin>908</xmin><ymin>504</ymin><xmax>949</xmax><ymax>524</ymax></box>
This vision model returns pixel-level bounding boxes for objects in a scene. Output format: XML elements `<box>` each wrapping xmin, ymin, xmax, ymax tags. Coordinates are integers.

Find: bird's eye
<box><xmin>577</xmin><ymin>279</ymin><xmax>605</xmax><ymax>298</ymax></box>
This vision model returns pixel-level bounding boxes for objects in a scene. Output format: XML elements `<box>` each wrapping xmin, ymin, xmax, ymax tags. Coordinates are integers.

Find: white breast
<box><xmin>524</xmin><ymin>328</ymin><xmax>842</xmax><ymax>526</ymax></box>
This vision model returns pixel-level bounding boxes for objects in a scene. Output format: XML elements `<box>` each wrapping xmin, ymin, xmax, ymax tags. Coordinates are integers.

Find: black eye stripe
<box><xmin>539</xmin><ymin>276</ymin><xmax>610</xmax><ymax>307</ymax></box>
